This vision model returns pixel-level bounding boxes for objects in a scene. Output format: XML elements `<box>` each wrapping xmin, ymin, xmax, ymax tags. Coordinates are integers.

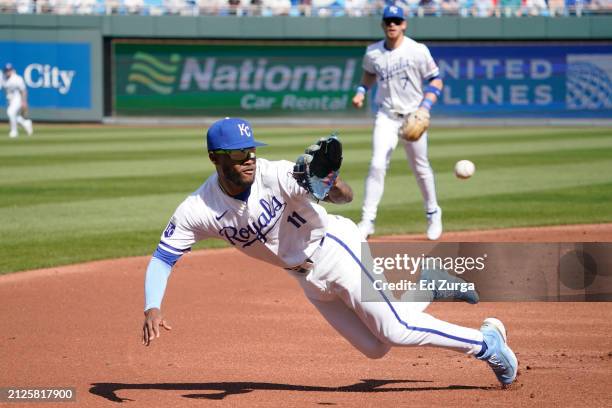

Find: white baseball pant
<box><xmin>293</xmin><ymin>215</ymin><xmax>484</xmax><ymax>359</ymax></box>
<box><xmin>362</xmin><ymin>110</ymin><xmax>439</xmax><ymax>222</ymax></box>
<box><xmin>7</xmin><ymin>95</ymin><xmax>30</xmax><ymax>136</ymax></box>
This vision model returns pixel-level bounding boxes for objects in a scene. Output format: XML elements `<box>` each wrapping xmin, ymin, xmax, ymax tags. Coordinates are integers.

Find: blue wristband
<box><xmin>356</xmin><ymin>85</ymin><xmax>368</xmax><ymax>95</ymax></box>
<box><xmin>420</xmin><ymin>97</ymin><xmax>434</xmax><ymax>111</ymax></box>
<box><xmin>424</xmin><ymin>85</ymin><xmax>442</xmax><ymax>99</ymax></box>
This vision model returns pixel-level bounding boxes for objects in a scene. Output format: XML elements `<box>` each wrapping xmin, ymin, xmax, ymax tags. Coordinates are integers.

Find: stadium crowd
<box><xmin>0</xmin><ymin>0</ymin><xmax>610</xmax><ymax>17</ymax></box>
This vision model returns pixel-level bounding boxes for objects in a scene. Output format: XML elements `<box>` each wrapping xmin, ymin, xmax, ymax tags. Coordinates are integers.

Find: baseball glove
<box><xmin>398</xmin><ymin>108</ymin><xmax>430</xmax><ymax>142</ymax></box>
<box><xmin>293</xmin><ymin>134</ymin><xmax>343</xmax><ymax>200</ymax></box>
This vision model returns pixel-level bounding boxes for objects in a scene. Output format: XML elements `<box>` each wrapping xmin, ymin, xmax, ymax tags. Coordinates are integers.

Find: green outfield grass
<box><xmin>1</xmin><ymin>124</ymin><xmax>611</xmax><ymax>274</ymax></box>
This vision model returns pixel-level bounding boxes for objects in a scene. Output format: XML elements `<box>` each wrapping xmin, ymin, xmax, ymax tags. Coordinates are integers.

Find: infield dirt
<box><xmin>1</xmin><ymin>224</ymin><xmax>611</xmax><ymax>407</ymax></box>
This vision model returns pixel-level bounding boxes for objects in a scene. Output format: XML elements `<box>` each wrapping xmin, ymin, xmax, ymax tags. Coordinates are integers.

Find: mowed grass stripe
<box><xmin>340</xmin><ymin>144</ymin><xmax>612</xmax><ymax>177</ymax></box>
<box><xmin>0</xmin><ymin>173</ymin><xmax>212</xmax><ymax>207</ymax></box>
<box><xmin>2</xmin><ymin>125</ymin><xmax>606</xmax><ymax>158</ymax></box>
<box><xmin>271</xmin><ymin>129</ymin><xmax>601</xmax><ymax>159</ymax></box>
<box><xmin>3</xmin><ymin>135</ymin><xmax>611</xmax><ymax>170</ymax></box>
<box><xmin>3</xmin><ymin>159</ymin><xmax>610</xmax><ymax>240</ymax></box>
<box><xmin>5</xmin><ymin>145</ymin><xmax>611</xmax><ymax>208</ymax></box>
<box><xmin>2</xmin><ymin>126</ymin><xmax>609</xmax><ymax>159</ymax></box>
<box><xmin>2</xmin><ymin>143</ymin><xmax>610</xmax><ymax>208</ymax></box>
<box><xmin>1</xmin><ymin>125</ymin><xmax>604</xmax><ymax>145</ymax></box>
<box><xmin>2</xmin><ymin>182</ymin><xmax>611</xmax><ymax>273</ymax></box>
<box><xmin>429</xmin><ymin>135</ymin><xmax>612</xmax><ymax>158</ymax></box>
<box><xmin>0</xmin><ymin>129</ymin><xmax>201</xmax><ymax>146</ymax></box>
<box><xmin>346</xmin><ymin>127</ymin><xmax>612</xmax><ymax>151</ymax></box>
<box><xmin>0</xmin><ymin>228</ymin><xmax>228</xmax><ymax>273</ymax></box>
<box><xmin>0</xmin><ymin>133</ymin><xmax>313</xmax><ymax>159</ymax></box>
<box><xmin>326</xmin><ymin>161</ymin><xmax>612</xmax><ymax>215</ymax></box>
<box><xmin>3</xmin><ymin>134</ymin><xmax>611</xmax><ymax>185</ymax></box>
<box><xmin>344</xmin><ymin>160</ymin><xmax>612</xmax><ymax>210</ymax></box>
<box><xmin>1</xmin><ymin>124</ymin><xmax>612</xmax><ymax>274</ymax></box>
<box><xmin>0</xmin><ymin>153</ymin><xmax>315</xmax><ymax>185</ymax></box>
<box><xmin>0</xmin><ymin>125</ymin><xmax>347</xmax><ymax>146</ymax></box>
<box><xmin>428</xmin><ymin>126</ymin><xmax>609</xmax><ymax>139</ymax></box>
<box><xmin>0</xmin><ymin>137</ymin><xmax>345</xmax><ymax>166</ymax></box>
<box><xmin>1</xmin><ymin>192</ymin><xmax>189</xmax><ymax>243</ymax></box>
<box><xmin>0</xmin><ymin>156</ymin><xmax>215</xmax><ymax>185</ymax></box>
<box><xmin>327</xmin><ymin>182</ymin><xmax>612</xmax><ymax>235</ymax></box>
<box><xmin>428</xmin><ymin>127</ymin><xmax>612</xmax><ymax>145</ymax></box>
<box><xmin>391</xmin><ymin>146</ymin><xmax>612</xmax><ymax>175</ymax></box>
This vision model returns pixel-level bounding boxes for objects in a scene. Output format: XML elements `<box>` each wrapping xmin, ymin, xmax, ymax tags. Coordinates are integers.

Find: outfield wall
<box><xmin>113</xmin><ymin>40</ymin><xmax>612</xmax><ymax>119</ymax></box>
<box><xmin>0</xmin><ymin>14</ymin><xmax>611</xmax><ymax>122</ymax></box>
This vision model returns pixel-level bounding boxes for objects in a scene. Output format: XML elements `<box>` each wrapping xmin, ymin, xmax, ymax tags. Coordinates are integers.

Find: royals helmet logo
<box><xmin>237</xmin><ymin>123</ymin><xmax>251</xmax><ymax>137</ymax></box>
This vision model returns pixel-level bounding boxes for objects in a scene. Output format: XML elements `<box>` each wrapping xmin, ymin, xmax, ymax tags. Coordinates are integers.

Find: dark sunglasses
<box><xmin>383</xmin><ymin>18</ymin><xmax>404</xmax><ymax>26</ymax></box>
<box><xmin>212</xmin><ymin>148</ymin><xmax>256</xmax><ymax>161</ymax></box>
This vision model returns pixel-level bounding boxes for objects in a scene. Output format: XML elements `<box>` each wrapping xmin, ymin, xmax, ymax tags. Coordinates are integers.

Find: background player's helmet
<box><xmin>382</xmin><ymin>5</ymin><xmax>405</xmax><ymax>21</ymax></box>
<box><xmin>3</xmin><ymin>63</ymin><xmax>14</xmax><ymax>74</ymax></box>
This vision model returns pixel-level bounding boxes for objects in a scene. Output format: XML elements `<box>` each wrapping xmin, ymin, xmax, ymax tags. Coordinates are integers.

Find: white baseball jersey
<box><xmin>1</xmin><ymin>73</ymin><xmax>26</xmax><ymax>102</ymax></box>
<box><xmin>149</xmin><ymin>156</ymin><xmax>485</xmax><ymax>360</ymax></box>
<box><xmin>363</xmin><ymin>36</ymin><xmax>439</xmax><ymax>114</ymax></box>
<box><xmin>158</xmin><ymin>159</ymin><xmax>328</xmax><ymax>269</ymax></box>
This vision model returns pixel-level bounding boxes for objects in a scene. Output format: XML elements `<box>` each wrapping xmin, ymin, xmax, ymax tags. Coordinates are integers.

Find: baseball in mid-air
<box><xmin>454</xmin><ymin>160</ymin><xmax>475</xmax><ymax>179</ymax></box>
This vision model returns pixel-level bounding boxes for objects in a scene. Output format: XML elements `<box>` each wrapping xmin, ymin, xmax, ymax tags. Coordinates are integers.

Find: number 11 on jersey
<box><xmin>287</xmin><ymin>211</ymin><xmax>307</xmax><ymax>228</ymax></box>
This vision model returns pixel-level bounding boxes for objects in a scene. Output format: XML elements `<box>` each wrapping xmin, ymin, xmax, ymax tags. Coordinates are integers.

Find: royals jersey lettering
<box><xmin>363</xmin><ymin>36</ymin><xmax>439</xmax><ymax>114</ymax></box>
<box><xmin>158</xmin><ymin>159</ymin><xmax>327</xmax><ymax>268</ymax></box>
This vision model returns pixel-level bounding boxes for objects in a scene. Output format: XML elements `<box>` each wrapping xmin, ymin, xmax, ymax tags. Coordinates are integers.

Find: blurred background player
<box><xmin>352</xmin><ymin>5</ymin><xmax>443</xmax><ymax>241</ymax></box>
<box><xmin>1</xmin><ymin>63</ymin><xmax>33</xmax><ymax>138</ymax></box>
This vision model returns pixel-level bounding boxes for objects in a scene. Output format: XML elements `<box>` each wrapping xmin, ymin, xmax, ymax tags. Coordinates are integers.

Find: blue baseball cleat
<box><xmin>477</xmin><ymin>318</ymin><xmax>518</xmax><ymax>387</ymax></box>
<box><xmin>419</xmin><ymin>268</ymin><xmax>479</xmax><ymax>304</ymax></box>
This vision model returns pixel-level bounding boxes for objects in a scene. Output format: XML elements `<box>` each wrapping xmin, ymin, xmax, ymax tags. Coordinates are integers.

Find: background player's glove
<box><xmin>293</xmin><ymin>134</ymin><xmax>343</xmax><ymax>200</ymax></box>
<box><xmin>398</xmin><ymin>108</ymin><xmax>430</xmax><ymax>142</ymax></box>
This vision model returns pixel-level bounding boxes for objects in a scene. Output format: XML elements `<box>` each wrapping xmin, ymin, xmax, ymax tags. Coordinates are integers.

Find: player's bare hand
<box><xmin>142</xmin><ymin>307</ymin><xmax>172</xmax><ymax>346</ymax></box>
<box><xmin>326</xmin><ymin>176</ymin><xmax>353</xmax><ymax>204</ymax></box>
<box><xmin>352</xmin><ymin>93</ymin><xmax>365</xmax><ymax>109</ymax></box>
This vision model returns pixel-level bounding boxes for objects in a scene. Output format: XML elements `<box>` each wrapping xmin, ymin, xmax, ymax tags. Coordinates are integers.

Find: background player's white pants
<box><xmin>295</xmin><ymin>215</ymin><xmax>484</xmax><ymax>359</ymax></box>
<box><xmin>7</xmin><ymin>96</ymin><xmax>30</xmax><ymax>136</ymax></box>
<box><xmin>362</xmin><ymin>111</ymin><xmax>439</xmax><ymax>222</ymax></box>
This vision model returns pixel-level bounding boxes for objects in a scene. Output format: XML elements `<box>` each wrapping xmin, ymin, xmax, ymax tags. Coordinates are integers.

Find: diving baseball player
<box><xmin>352</xmin><ymin>5</ymin><xmax>443</xmax><ymax>241</ymax></box>
<box><xmin>140</xmin><ymin>117</ymin><xmax>518</xmax><ymax>387</ymax></box>
<box><xmin>1</xmin><ymin>63</ymin><xmax>33</xmax><ymax>138</ymax></box>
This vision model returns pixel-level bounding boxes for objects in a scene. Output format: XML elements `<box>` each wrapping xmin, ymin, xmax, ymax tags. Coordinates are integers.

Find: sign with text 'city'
<box><xmin>113</xmin><ymin>41</ymin><xmax>611</xmax><ymax>118</ymax></box>
<box><xmin>0</xmin><ymin>41</ymin><xmax>91</xmax><ymax>109</ymax></box>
